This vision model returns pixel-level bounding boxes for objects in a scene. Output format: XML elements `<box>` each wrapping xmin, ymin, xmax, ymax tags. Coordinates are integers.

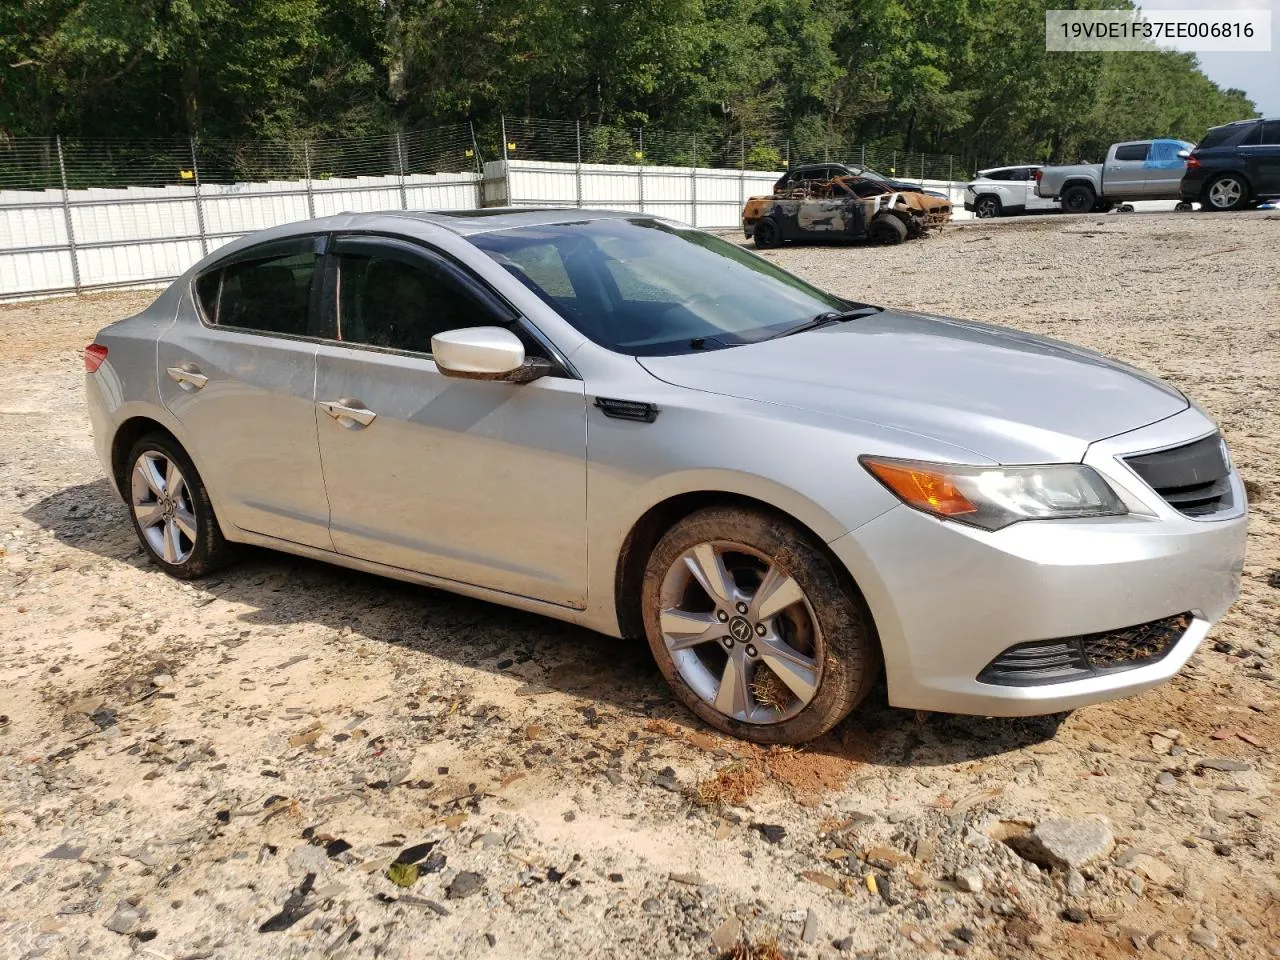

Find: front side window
<box><xmin>472</xmin><ymin>218</ymin><xmax>852</xmax><ymax>356</ymax></box>
<box><xmin>335</xmin><ymin>251</ymin><xmax>497</xmax><ymax>354</ymax></box>
<box><xmin>199</xmin><ymin>250</ymin><xmax>318</xmax><ymax>336</ymax></box>
<box><xmin>1114</xmin><ymin>143</ymin><xmax>1151</xmax><ymax>162</ymax></box>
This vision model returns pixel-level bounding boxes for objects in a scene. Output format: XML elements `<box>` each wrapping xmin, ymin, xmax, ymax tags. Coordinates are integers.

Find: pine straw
<box><xmin>719</xmin><ymin>936</ymin><xmax>785</xmax><ymax>960</ymax></box>
<box><xmin>750</xmin><ymin>663</ymin><xmax>791</xmax><ymax>712</ymax></box>
<box><xmin>694</xmin><ymin>759</ymin><xmax>766</xmax><ymax>807</ymax></box>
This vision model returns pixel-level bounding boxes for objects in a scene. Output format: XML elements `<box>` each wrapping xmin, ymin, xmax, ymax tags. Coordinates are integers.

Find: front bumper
<box><xmin>832</xmin><ymin>408</ymin><xmax>1248</xmax><ymax>716</ymax></box>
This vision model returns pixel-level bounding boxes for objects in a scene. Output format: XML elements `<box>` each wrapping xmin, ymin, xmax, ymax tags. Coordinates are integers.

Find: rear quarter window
<box><xmin>1196</xmin><ymin>126</ymin><xmax>1242</xmax><ymax>150</ymax></box>
<box><xmin>1114</xmin><ymin>143</ymin><xmax>1151</xmax><ymax>162</ymax></box>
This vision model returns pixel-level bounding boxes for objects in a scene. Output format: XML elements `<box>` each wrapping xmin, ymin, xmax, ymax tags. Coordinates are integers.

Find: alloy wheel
<box><xmin>976</xmin><ymin>197</ymin><xmax>998</xmax><ymax>218</ymax></box>
<box><xmin>131</xmin><ymin>451</ymin><xmax>198</xmax><ymax>565</ymax></box>
<box><xmin>658</xmin><ymin>541</ymin><xmax>823</xmax><ymax>724</ymax></box>
<box><xmin>1208</xmin><ymin>178</ymin><xmax>1243</xmax><ymax>209</ymax></box>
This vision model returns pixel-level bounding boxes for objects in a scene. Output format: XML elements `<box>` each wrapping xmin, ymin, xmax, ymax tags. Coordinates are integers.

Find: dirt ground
<box><xmin>1</xmin><ymin>211</ymin><xmax>1278</xmax><ymax>960</ymax></box>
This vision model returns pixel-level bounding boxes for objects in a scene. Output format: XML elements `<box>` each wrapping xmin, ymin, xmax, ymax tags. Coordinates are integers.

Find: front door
<box><xmin>1145</xmin><ymin>139</ymin><xmax>1191</xmax><ymax>197</ymax></box>
<box><xmin>157</xmin><ymin>236</ymin><xmax>332</xmax><ymax>550</ymax></box>
<box><xmin>313</xmin><ymin>234</ymin><xmax>588</xmax><ymax>606</ymax></box>
<box><xmin>1105</xmin><ymin>142</ymin><xmax>1152</xmax><ymax>196</ymax></box>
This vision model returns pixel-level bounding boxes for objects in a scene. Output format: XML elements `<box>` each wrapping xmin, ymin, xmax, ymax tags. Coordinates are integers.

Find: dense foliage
<box><xmin>0</xmin><ymin>0</ymin><xmax>1256</xmax><ymax>167</ymax></box>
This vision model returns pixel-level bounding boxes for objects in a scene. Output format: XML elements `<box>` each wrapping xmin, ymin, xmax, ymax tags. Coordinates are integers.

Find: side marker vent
<box><xmin>594</xmin><ymin>397</ymin><xmax>659</xmax><ymax>423</ymax></box>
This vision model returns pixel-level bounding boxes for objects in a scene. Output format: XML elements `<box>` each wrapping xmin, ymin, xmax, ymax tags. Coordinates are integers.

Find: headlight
<box><xmin>860</xmin><ymin>456</ymin><xmax>1127</xmax><ymax>531</ymax></box>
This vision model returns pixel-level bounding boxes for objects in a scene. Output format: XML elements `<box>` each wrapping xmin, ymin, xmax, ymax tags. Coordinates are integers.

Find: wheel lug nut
<box><xmin>723</xmin><ymin>637</ymin><xmax>734</xmax><ymax>649</ymax></box>
<box><xmin>736</xmin><ymin>602</ymin><xmax>748</xmax><ymax>614</ymax></box>
<box><xmin>755</xmin><ymin>623</ymin><xmax>766</xmax><ymax>636</ymax></box>
<box><xmin>716</xmin><ymin>610</ymin><xmax>729</xmax><ymax>622</ymax></box>
<box><xmin>745</xmin><ymin>645</ymin><xmax>758</xmax><ymax>658</ymax></box>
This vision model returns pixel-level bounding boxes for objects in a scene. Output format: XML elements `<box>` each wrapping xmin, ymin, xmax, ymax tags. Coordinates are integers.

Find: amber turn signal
<box><xmin>861</xmin><ymin>457</ymin><xmax>979</xmax><ymax>517</ymax></box>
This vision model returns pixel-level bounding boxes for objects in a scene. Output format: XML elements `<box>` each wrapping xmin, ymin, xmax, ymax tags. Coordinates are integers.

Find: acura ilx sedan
<box><xmin>85</xmin><ymin>209</ymin><xmax>1247</xmax><ymax>743</ymax></box>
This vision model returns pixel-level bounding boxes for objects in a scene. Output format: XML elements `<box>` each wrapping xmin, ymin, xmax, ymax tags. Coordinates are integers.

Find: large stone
<box><xmin>1017</xmin><ymin>820</ymin><xmax>1114</xmax><ymax>870</ymax></box>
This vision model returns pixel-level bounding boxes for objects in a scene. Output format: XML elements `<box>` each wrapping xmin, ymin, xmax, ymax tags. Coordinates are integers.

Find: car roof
<box><xmin>1209</xmin><ymin>116</ymin><xmax>1274</xmax><ymax>129</ymax></box>
<box><xmin>976</xmin><ymin>164</ymin><xmax>1041</xmax><ymax>175</ymax></box>
<box><xmin>386</xmin><ymin>207</ymin><xmax>641</xmax><ymax>235</ymax></box>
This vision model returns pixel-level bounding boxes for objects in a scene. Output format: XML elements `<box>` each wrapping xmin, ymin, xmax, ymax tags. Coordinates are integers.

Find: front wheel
<box><xmin>126</xmin><ymin>433</ymin><xmax>237</xmax><ymax>579</ymax></box>
<box><xmin>974</xmin><ymin>195</ymin><xmax>1001</xmax><ymax>219</ymax></box>
<box><xmin>641</xmin><ymin>506</ymin><xmax>881</xmax><ymax>744</ymax></box>
<box><xmin>753</xmin><ymin>217</ymin><xmax>782</xmax><ymax>249</ymax></box>
<box><xmin>869</xmin><ymin>215</ymin><xmax>908</xmax><ymax>245</ymax></box>
<box><xmin>1204</xmin><ymin>174</ymin><xmax>1249</xmax><ymax>211</ymax></box>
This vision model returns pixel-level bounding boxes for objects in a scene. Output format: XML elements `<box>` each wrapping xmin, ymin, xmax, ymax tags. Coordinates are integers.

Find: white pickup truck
<box><xmin>1036</xmin><ymin>139</ymin><xmax>1196</xmax><ymax>213</ymax></box>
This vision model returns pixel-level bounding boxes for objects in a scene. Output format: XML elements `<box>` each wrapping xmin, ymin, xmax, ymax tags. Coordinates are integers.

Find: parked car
<box><xmin>775</xmin><ymin>162</ymin><xmax>951</xmax><ymax>200</ymax></box>
<box><xmin>86</xmin><ymin>210</ymin><xmax>1246</xmax><ymax>744</ymax></box>
<box><xmin>745</xmin><ymin>175</ymin><xmax>952</xmax><ymax>247</ymax></box>
<box><xmin>1180</xmin><ymin>117</ymin><xmax>1280</xmax><ymax>211</ymax></box>
<box><xmin>1036</xmin><ymin>139</ymin><xmax>1195</xmax><ymax>213</ymax></box>
<box><xmin>964</xmin><ymin>165</ymin><xmax>1059</xmax><ymax>218</ymax></box>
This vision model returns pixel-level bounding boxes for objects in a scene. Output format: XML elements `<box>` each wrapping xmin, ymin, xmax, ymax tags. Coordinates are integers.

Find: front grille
<box><xmin>978</xmin><ymin>613</ymin><xmax>1193</xmax><ymax>686</ymax></box>
<box><xmin>1123</xmin><ymin>433</ymin><xmax>1234</xmax><ymax>518</ymax></box>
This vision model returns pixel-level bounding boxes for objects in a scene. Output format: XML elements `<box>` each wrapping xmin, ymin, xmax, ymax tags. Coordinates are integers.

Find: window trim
<box><xmin>190</xmin><ymin>234</ymin><xmax>328</xmax><ymax>342</ymax></box>
<box><xmin>322</xmin><ymin>231</ymin><xmax>579</xmax><ymax>380</ymax></box>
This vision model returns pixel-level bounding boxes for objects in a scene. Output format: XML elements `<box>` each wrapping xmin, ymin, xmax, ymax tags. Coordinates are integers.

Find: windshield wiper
<box><xmin>767</xmin><ymin>305</ymin><xmax>881</xmax><ymax>340</ymax></box>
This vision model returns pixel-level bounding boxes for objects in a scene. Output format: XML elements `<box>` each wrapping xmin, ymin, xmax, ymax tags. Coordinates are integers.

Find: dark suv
<box><xmin>1180</xmin><ymin>117</ymin><xmax>1280</xmax><ymax>211</ymax></box>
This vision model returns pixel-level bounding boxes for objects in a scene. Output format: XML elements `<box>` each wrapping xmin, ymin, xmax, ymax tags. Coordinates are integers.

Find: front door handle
<box><xmin>167</xmin><ymin>364</ymin><xmax>208</xmax><ymax>391</ymax></box>
<box><xmin>319</xmin><ymin>398</ymin><xmax>377</xmax><ymax>428</ymax></box>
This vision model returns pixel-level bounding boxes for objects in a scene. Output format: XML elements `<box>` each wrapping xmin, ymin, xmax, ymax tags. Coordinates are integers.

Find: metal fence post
<box><xmin>190</xmin><ymin>138</ymin><xmax>209</xmax><ymax>255</ymax></box>
<box><xmin>690</xmin><ymin>134</ymin><xmax>697</xmax><ymax>227</ymax></box>
<box><xmin>55</xmin><ymin>136</ymin><xmax>82</xmax><ymax>294</ymax></box>
<box><xmin>500</xmin><ymin>116</ymin><xmax>511</xmax><ymax>207</ymax></box>
<box><xmin>469</xmin><ymin>122</ymin><xmax>482</xmax><ymax>176</ymax></box>
<box><xmin>395</xmin><ymin>131</ymin><xmax>408</xmax><ymax>210</ymax></box>
<box><xmin>861</xmin><ymin>144</ymin><xmax>866</xmax><ymax>167</ymax></box>
<box><xmin>892</xmin><ymin>150</ymin><xmax>896</xmax><ymax>175</ymax></box>
<box><xmin>739</xmin><ymin>134</ymin><xmax>745</xmax><ymax>210</ymax></box>
<box><xmin>575</xmin><ymin>121</ymin><xmax>583</xmax><ymax>209</ymax></box>
<box><xmin>948</xmin><ymin>156</ymin><xmax>953</xmax><ymax>184</ymax></box>
<box><xmin>637</xmin><ymin>128</ymin><xmax>645</xmax><ymax>213</ymax></box>
<box><xmin>785</xmin><ymin>140</ymin><xmax>790</xmax><ymax>169</ymax></box>
<box><xmin>501</xmin><ymin>116</ymin><xmax>508</xmax><ymax>163</ymax></box>
<box><xmin>303</xmin><ymin>141</ymin><xmax>316</xmax><ymax>218</ymax></box>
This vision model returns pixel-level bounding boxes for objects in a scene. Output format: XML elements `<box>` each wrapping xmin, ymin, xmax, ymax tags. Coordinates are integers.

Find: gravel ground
<box><xmin>1</xmin><ymin>211</ymin><xmax>1278</xmax><ymax>960</ymax></box>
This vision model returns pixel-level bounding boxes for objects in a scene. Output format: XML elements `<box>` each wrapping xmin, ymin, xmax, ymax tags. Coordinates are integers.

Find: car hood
<box><xmin>637</xmin><ymin>310</ymin><xmax>1188</xmax><ymax>464</ymax></box>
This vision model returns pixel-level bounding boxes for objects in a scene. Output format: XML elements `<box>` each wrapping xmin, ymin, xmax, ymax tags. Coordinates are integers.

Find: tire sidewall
<box><xmin>975</xmin><ymin>196</ymin><xmax>1000</xmax><ymax>218</ymax></box>
<box><xmin>125</xmin><ymin>434</ymin><xmax>227</xmax><ymax>579</ymax></box>
<box><xmin>640</xmin><ymin>506</ymin><xmax>879</xmax><ymax>744</ymax></box>
<box><xmin>870</xmin><ymin>216</ymin><xmax>907</xmax><ymax>245</ymax></box>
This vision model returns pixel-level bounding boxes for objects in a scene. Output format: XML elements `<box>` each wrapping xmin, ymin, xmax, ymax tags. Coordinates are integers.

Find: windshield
<box><xmin>471</xmin><ymin>218</ymin><xmax>852</xmax><ymax>356</ymax></box>
<box><xmin>849</xmin><ymin>166</ymin><xmax>890</xmax><ymax>183</ymax></box>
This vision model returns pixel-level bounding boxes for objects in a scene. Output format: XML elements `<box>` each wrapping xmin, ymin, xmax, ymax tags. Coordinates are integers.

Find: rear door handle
<box><xmin>166</xmin><ymin>364</ymin><xmax>208</xmax><ymax>390</ymax></box>
<box><xmin>319</xmin><ymin>398</ymin><xmax>377</xmax><ymax>428</ymax></box>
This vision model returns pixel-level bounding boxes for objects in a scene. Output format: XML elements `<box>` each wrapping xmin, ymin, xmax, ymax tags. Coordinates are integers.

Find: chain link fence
<box><xmin>1</xmin><ymin>117</ymin><xmax>967</xmax><ymax>299</ymax></box>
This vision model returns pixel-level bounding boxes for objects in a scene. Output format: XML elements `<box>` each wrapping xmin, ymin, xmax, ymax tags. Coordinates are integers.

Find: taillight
<box><xmin>84</xmin><ymin>344</ymin><xmax>108</xmax><ymax>372</ymax></box>
<box><xmin>1186</xmin><ymin>155</ymin><xmax>1201</xmax><ymax>169</ymax></box>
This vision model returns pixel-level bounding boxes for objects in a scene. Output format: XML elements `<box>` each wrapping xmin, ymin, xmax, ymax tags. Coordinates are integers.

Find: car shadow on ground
<box><xmin>25</xmin><ymin>479</ymin><xmax>1065</xmax><ymax>769</ymax></box>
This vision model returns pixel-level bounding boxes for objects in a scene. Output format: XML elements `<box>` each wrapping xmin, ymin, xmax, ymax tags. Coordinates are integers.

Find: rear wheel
<box><xmin>869</xmin><ymin>215</ymin><xmax>908</xmax><ymax>245</ymax></box>
<box><xmin>1060</xmin><ymin>183</ymin><xmax>1096</xmax><ymax>214</ymax></box>
<box><xmin>753</xmin><ymin>218</ymin><xmax>782</xmax><ymax>249</ymax></box>
<box><xmin>1204</xmin><ymin>174</ymin><xmax>1249</xmax><ymax>211</ymax></box>
<box><xmin>974</xmin><ymin>195</ymin><xmax>1001</xmax><ymax>219</ymax></box>
<box><xmin>1175</xmin><ymin>201</ymin><xmax>1194</xmax><ymax>212</ymax></box>
<box><xmin>641</xmin><ymin>506</ymin><xmax>880</xmax><ymax>744</ymax></box>
<box><xmin>126</xmin><ymin>433</ymin><xmax>237</xmax><ymax>579</ymax></box>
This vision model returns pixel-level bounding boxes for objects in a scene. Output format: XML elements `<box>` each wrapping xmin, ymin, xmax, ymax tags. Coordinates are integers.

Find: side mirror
<box><xmin>431</xmin><ymin>326</ymin><xmax>552</xmax><ymax>384</ymax></box>
<box><xmin>1176</xmin><ymin>150</ymin><xmax>1190</xmax><ymax>159</ymax></box>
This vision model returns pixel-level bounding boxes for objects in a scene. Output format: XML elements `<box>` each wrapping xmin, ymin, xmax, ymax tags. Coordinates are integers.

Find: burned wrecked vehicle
<box><xmin>743</xmin><ymin>176</ymin><xmax>952</xmax><ymax>248</ymax></box>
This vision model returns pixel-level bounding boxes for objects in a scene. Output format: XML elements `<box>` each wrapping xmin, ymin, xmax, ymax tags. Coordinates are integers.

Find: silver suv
<box><xmin>85</xmin><ymin>210</ymin><xmax>1247</xmax><ymax>743</ymax></box>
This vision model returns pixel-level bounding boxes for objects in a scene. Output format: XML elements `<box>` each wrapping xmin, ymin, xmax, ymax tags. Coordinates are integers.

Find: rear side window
<box><xmin>1195</xmin><ymin>126</ymin><xmax>1238</xmax><ymax>150</ymax></box>
<box><xmin>1259</xmin><ymin>121</ymin><xmax>1280</xmax><ymax>145</ymax></box>
<box><xmin>1114</xmin><ymin>143</ymin><xmax>1150</xmax><ymax>162</ymax></box>
<box><xmin>198</xmin><ymin>250</ymin><xmax>319</xmax><ymax>336</ymax></box>
<box><xmin>984</xmin><ymin>169</ymin><xmax>1012</xmax><ymax>181</ymax></box>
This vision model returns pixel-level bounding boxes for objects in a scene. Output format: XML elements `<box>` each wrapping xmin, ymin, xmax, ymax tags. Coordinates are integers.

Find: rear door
<box><xmin>157</xmin><ymin>236</ymin><xmax>332</xmax><ymax>549</ymax></box>
<box><xmin>312</xmin><ymin>234</ymin><xmax>589</xmax><ymax>606</ymax></box>
<box><xmin>1242</xmin><ymin>120</ymin><xmax>1280</xmax><ymax>195</ymax></box>
<box><xmin>1145</xmin><ymin>139</ymin><xmax>1191</xmax><ymax>196</ymax></box>
<box><xmin>1104</xmin><ymin>142</ymin><xmax>1152</xmax><ymax>196</ymax></box>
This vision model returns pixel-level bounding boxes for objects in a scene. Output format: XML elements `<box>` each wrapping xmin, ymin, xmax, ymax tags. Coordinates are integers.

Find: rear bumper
<box><xmin>1179</xmin><ymin>170</ymin><xmax>1209</xmax><ymax>201</ymax></box>
<box><xmin>86</xmin><ymin>371</ymin><xmax>121</xmax><ymax>497</ymax></box>
<box><xmin>832</xmin><ymin>409</ymin><xmax>1248</xmax><ymax>716</ymax></box>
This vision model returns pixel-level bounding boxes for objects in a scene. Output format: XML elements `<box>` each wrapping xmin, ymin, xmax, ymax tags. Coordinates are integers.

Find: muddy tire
<box><xmin>869</xmin><ymin>215</ymin><xmax>908</xmax><ymax>245</ymax></box>
<box><xmin>641</xmin><ymin>505</ymin><xmax>881</xmax><ymax>744</ymax></box>
<box><xmin>753</xmin><ymin>218</ymin><xmax>782</xmax><ymax>249</ymax></box>
<box><xmin>125</xmin><ymin>433</ymin><xmax>238</xmax><ymax>579</ymax></box>
<box><xmin>1061</xmin><ymin>183</ymin><xmax>1096</xmax><ymax>214</ymax></box>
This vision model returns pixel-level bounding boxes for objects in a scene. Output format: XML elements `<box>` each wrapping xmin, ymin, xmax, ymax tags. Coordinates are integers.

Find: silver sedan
<box><xmin>84</xmin><ymin>210</ymin><xmax>1247</xmax><ymax>743</ymax></box>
